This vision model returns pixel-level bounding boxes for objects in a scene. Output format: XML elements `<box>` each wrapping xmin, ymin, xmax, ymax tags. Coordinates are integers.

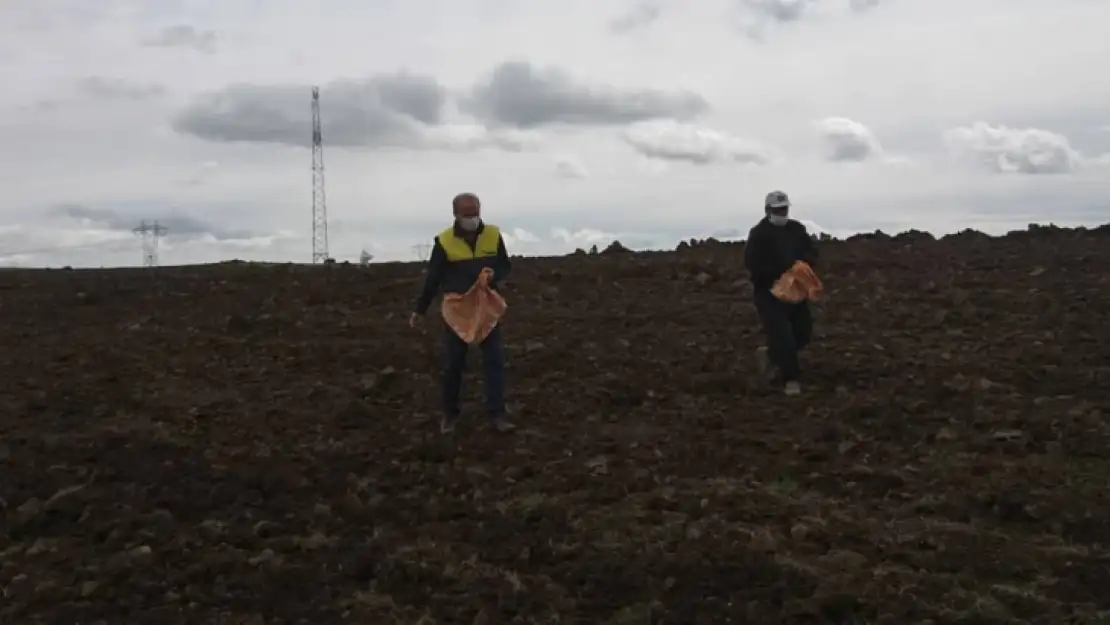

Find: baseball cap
<box><xmin>765</xmin><ymin>190</ymin><xmax>791</xmax><ymax>209</ymax></box>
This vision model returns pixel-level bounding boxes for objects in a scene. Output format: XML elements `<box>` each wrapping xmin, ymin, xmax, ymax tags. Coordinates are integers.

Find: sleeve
<box><xmin>796</xmin><ymin>224</ymin><xmax>818</xmax><ymax>267</ymax></box>
<box><xmin>744</xmin><ymin>229</ymin><xmax>792</xmax><ymax>285</ymax></box>
<box><xmin>413</xmin><ymin>238</ymin><xmax>447</xmax><ymax>315</ymax></box>
<box><xmin>490</xmin><ymin>235</ymin><xmax>512</xmax><ymax>287</ymax></box>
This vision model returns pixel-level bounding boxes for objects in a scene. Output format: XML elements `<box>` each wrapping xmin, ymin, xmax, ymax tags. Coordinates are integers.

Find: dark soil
<box><xmin>3</xmin><ymin>223</ymin><xmax>1110</xmax><ymax>624</ymax></box>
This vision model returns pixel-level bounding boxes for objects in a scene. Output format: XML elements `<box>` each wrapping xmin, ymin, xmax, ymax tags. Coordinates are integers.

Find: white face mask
<box><xmin>457</xmin><ymin>216</ymin><xmax>480</xmax><ymax>231</ymax></box>
<box><xmin>767</xmin><ymin>214</ymin><xmax>788</xmax><ymax>226</ymax></box>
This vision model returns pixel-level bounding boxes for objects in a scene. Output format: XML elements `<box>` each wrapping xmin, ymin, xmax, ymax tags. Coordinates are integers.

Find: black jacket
<box><xmin>744</xmin><ymin>218</ymin><xmax>818</xmax><ymax>294</ymax></box>
<box><xmin>414</xmin><ymin>222</ymin><xmax>512</xmax><ymax>315</ymax></box>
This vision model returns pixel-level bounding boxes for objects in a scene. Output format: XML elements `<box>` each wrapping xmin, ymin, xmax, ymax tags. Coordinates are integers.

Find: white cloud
<box><xmin>814</xmin><ymin>117</ymin><xmax>884</xmax><ymax>162</ymax></box>
<box><xmin>944</xmin><ymin>122</ymin><xmax>1083</xmax><ymax>175</ymax></box>
<box><xmin>423</xmin><ymin>124</ymin><xmax>540</xmax><ymax>153</ymax></box>
<box><xmin>501</xmin><ymin>227</ymin><xmax>542</xmax><ymax>245</ymax></box>
<box><xmin>707</xmin><ymin>218</ymin><xmax>835</xmax><ymax>241</ymax></box>
<box><xmin>623</xmin><ymin>120</ymin><xmax>773</xmax><ymax>165</ymax></box>
<box><xmin>2</xmin><ymin>0</ymin><xmax>1110</xmax><ymax>267</ymax></box>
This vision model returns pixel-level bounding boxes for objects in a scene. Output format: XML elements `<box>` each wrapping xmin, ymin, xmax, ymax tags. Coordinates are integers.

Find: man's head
<box><xmin>452</xmin><ymin>192</ymin><xmax>481</xmax><ymax>231</ymax></box>
<box><xmin>764</xmin><ymin>190</ymin><xmax>790</xmax><ymax>226</ymax></box>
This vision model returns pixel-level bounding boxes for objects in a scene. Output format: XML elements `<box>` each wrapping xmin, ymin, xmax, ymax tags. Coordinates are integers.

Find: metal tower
<box><xmin>311</xmin><ymin>86</ymin><xmax>329</xmax><ymax>264</ymax></box>
<box><xmin>133</xmin><ymin>221</ymin><xmax>168</xmax><ymax>267</ymax></box>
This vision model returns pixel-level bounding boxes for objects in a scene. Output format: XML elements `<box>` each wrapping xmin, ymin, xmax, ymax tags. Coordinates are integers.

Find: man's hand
<box><xmin>409</xmin><ymin>312</ymin><xmax>424</xmax><ymax>329</ymax></box>
<box><xmin>477</xmin><ymin>267</ymin><xmax>493</xmax><ymax>288</ymax></box>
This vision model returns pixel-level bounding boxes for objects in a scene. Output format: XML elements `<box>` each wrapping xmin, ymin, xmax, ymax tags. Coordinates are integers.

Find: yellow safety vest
<box><xmin>438</xmin><ymin>224</ymin><xmax>501</xmax><ymax>262</ymax></box>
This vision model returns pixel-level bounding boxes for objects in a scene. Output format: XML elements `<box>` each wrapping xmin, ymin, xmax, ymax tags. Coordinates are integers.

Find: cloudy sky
<box><xmin>2</xmin><ymin>0</ymin><xmax>1109</xmax><ymax>267</ymax></box>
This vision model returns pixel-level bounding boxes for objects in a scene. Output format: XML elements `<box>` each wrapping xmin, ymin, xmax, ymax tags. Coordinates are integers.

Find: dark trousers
<box><xmin>753</xmin><ymin>290</ymin><xmax>813</xmax><ymax>382</ymax></box>
<box><xmin>442</xmin><ymin>324</ymin><xmax>506</xmax><ymax>418</ymax></box>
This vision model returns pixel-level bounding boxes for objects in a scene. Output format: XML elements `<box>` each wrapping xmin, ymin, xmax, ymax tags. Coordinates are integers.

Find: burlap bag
<box><xmin>770</xmin><ymin>261</ymin><xmax>824</xmax><ymax>303</ymax></box>
<box><xmin>440</xmin><ymin>268</ymin><xmax>507</xmax><ymax>344</ymax></box>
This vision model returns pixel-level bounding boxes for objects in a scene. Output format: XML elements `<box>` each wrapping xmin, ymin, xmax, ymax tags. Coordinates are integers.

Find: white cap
<box><xmin>765</xmin><ymin>190</ymin><xmax>790</xmax><ymax>209</ymax></box>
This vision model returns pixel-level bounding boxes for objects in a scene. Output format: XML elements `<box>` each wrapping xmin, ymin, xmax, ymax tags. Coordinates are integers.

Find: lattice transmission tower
<box><xmin>133</xmin><ymin>221</ymin><xmax>168</xmax><ymax>267</ymax></box>
<box><xmin>311</xmin><ymin>86</ymin><xmax>329</xmax><ymax>264</ymax></box>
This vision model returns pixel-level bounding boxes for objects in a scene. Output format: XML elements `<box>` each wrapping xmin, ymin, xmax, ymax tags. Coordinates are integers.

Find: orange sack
<box><xmin>770</xmin><ymin>261</ymin><xmax>824</xmax><ymax>303</ymax></box>
<box><xmin>440</xmin><ymin>268</ymin><xmax>507</xmax><ymax>345</ymax></box>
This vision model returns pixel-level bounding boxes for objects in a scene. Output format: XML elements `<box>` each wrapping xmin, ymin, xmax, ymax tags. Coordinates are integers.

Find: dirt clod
<box><xmin>2</xmin><ymin>224</ymin><xmax>1109</xmax><ymax>623</ymax></box>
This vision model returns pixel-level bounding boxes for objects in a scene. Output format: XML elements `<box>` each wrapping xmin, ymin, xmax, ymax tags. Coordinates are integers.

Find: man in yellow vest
<box><xmin>410</xmin><ymin>192</ymin><xmax>515</xmax><ymax>434</ymax></box>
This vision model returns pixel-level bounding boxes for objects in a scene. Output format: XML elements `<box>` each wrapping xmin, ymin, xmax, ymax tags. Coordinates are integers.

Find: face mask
<box><xmin>457</xmin><ymin>216</ymin><xmax>480</xmax><ymax>231</ymax></box>
<box><xmin>767</xmin><ymin>214</ymin><xmax>788</xmax><ymax>226</ymax></box>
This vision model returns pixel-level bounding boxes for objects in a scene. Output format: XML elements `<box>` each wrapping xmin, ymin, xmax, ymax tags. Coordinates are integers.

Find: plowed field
<box><xmin>3</xmin><ymin>224</ymin><xmax>1110</xmax><ymax>624</ymax></box>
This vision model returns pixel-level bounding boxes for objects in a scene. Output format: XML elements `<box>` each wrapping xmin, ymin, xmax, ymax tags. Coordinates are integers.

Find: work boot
<box><xmin>491</xmin><ymin>415</ymin><xmax>516</xmax><ymax>433</ymax></box>
<box><xmin>784</xmin><ymin>381</ymin><xmax>801</xmax><ymax>397</ymax></box>
<box><xmin>440</xmin><ymin>414</ymin><xmax>459</xmax><ymax>434</ymax></box>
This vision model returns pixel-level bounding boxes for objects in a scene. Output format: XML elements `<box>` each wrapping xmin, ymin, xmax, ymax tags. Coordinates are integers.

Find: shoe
<box><xmin>440</xmin><ymin>414</ymin><xmax>459</xmax><ymax>434</ymax></box>
<box><xmin>491</xmin><ymin>416</ymin><xmax>516</xmax><ymax>433</ymax></box>
<box><xmin>784</xmin><ymin>381</ymin><xmax>801</xmax><ymax>396</ymax></box>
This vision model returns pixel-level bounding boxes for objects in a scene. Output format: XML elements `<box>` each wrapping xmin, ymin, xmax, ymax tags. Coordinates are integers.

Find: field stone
<box><xmin>790</xmin><ymin>523</ymin><xmax>809</xmax><ymax>541</ymax></box>
<box><xmin>16</xmin><ymin>498</ymin><xmax>42</xmax><ymax>519</ymax></box>
<box><xmin>749</xmin><ymin>528</ymin><xmax>778</xmax><ymax>553</ymax></box>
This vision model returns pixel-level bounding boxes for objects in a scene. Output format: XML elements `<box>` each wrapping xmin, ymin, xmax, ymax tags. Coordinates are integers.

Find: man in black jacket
<box><xmin>743</xmin><ymin>190</ymin><xmax>818</xmax><ymax>396</ymax></box>
<box><xmin>410</xmin><ymin>192</ymin><xmax>515</xmax><ymax>434</ymax></box>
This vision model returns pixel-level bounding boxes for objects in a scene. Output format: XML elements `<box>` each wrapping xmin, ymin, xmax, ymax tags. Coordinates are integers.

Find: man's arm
<box><xmin>491</xmin><ymin>235</ymin><xmax>512</xmax><ymax>287</ymax></box>
<box><xmin>414</xmin><ymin>239</ymin><xmax>447</xmax><ymax>314</ymax></box>
<box><xmin>796</xmin><ymin>223</ymin><xmax>818</xmax><ymax>267</ymax></box>
<box><xmin>744</xmin><ymin>229</ymin><xmax>792</xmax><ymax>285</ymax></box>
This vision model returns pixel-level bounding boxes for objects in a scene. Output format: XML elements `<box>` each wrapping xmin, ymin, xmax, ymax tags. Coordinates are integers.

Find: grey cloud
<box><xmin>741</xmin><ymin>0</ymin><xmax>879</xmax><ymax>39</ymax></box>
<box><xmin>609</xmin><ymin>3</ymin><xmax>661</xmax><ymax>33</ymax></box>
<box><xmin>462</xmin><ymin>61</ymin><xmax>709</xmax><ymax>129</ymax></box>
<box><xmin>744</xmin><ymin>0</ymin><xmax>816</xmax><ymax>23</ymax></box>
<box><xmin>849</xmin><ymin>0</ymin><xmax>883</xmax><ymax>11</ymax></box>
<box><xmin>171</xmin><ymin>73</ymin><xmax>448</xmax><ymax>148</ymax></box>
<box><xmin>77</xmin><ymin>77</ymin><xmax>165</xmax><ymax>100</ymax></box>
<box><xmin>143</xmin><ymin>25</ymin><xmax>217</xmax><ymax>54</ymax></box>
<box><xmin>51</xmin><ymin>205</ymin><xmax>256</xmax><ymax>241</ymax></box>
<box><xmin>372</xmin><ymin>75</ymin><xmax>445</xmax><ymax>124</ymax></box>
<box><xmin>25</xmin><ymin>99</ymin><xmax>63</xmax><ymax>113</ymax></box>
<box><xmin>554</xmin><ymin>155</ymin><xmax>589</xmax><ymax>179</ymax></box>
<box><xmin>829</xmin><ymin>140</ymin><xmax>872</xmax><ymax>162</ymax></box>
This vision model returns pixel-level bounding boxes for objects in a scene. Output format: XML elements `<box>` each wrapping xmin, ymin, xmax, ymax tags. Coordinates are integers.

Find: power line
<box><xmin>133</xmin><ymin>221</ymin><xmax>168</xmax><ymax>267</ymax></box>
<box><xmin>311</xmin><ymin>86</ymin><xmax>329</xmax><ymax>264</ymax></box>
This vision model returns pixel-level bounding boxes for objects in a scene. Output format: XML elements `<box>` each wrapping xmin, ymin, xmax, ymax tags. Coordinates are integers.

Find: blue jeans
<box><xmin>442</xmin><ymin>324</ymin><xmax>506</xmax><ymax>418</ymax></box>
